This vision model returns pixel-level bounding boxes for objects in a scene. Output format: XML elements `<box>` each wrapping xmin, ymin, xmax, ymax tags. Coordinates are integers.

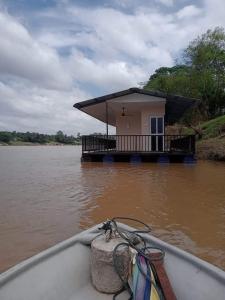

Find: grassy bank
<box><xmin>197</xmin><ymin>115</ymin><xmax>225</xmax><ymax>139</ymax></box>
<box><xmin>194</xmin><ymin>115</ymin><xmax>225</xmax><ymax>161</ymax></box>
<box><xmin>168</xmin><ymin>115</ymin><xmax>225</xmax><ymax>161</ymax></box>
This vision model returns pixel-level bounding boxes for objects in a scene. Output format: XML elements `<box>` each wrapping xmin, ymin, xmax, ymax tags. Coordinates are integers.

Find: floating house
<box><xmin>74</xmin><ymin>88</ymin><xmax>196</xmax><ymax>162</ymax></box>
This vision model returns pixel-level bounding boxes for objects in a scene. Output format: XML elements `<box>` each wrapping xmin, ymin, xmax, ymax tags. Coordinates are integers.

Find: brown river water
<box><xmin>0</xmin><ymin>146</ymin><xmax>225</xmax><ymax>273</ymax></box>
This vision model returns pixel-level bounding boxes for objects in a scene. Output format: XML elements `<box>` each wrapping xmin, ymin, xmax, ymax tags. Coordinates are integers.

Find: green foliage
<box><xmin>0</xmin><ymin>131</ymin><xmax>81</xmax><ymax>145</ymax></box>
<box><xmin>185</xmin><ymin>27</ymin><xmax>225</xmax><ymax>118</ymax></box>
<box><xmin>55</xmin><ymin>130</ymin><xmax>80</xmax><ymax>144</ymax></box>
<box><xmin>145</xmin><ymin>65</ymin><xmax>197</xmax><ymax>98</ymax></box>
<box><xmin>22</xmin><ymin>132</ymin><xmax>49</xmax><ymax>144</ymax></box>
<box><xmin>199</xmin><ymin>115</ymin><xmax>225</xmax><ymax>138</ymax></box>
<box><xmin>144</xmin><ymin>27</ymin><xmax>225</xmax><ymax>120</ymax></box>
<box><xmin>55</xmin><ymin>130</ymin><xmax>65</xmax><ymax>143</ymax></box>
<box><xmin>0</xmin><ymin>132</ymin><xmax>13</xmax><ymax>143</ymax></box>
<box><xmin>184</xmin><ymin>115</ymin><xmax>225</xmax><ymax>139</ymax></box>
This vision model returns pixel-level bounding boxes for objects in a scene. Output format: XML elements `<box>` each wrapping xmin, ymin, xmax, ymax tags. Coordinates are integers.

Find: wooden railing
<box><xmin>82</xmin><ymin>135</ymin><xmax>195</xmax><ymax>154</ymax></box>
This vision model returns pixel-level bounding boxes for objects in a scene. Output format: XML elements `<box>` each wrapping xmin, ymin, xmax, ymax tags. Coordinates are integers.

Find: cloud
<box><xmin>0</xmin><ymin>0</ymin><xmax>225</xmax><ymax>134</ymax></box>
<box><xmin>38</xmin><ymin>6</ymin><xmax>175</xmax><ymax>84</ymax></box>
<box><xmin>0</xmin><ymin>78</ymin><xmax>106</xmax><ymax>134</ymax></box>
<box><xmin>203</xmin><ymin>0</ymin><xmax>225</xmax><ymax>28</ymax></box>
<box><xmin>0</xmin><ymin>11</ymin><xmax>71</xmax><ymax>90</ymax></box>
<box><xmin>157</xmin><ymin>0</ymin><xmax>174</xmax><ymax>7</ymax></box>
<box><xmin>68</xmin><ymin>51</ymin><xmax>145</xmax><ymax>91</ymax></box>
<box><xmin>176</xmin><ymin>5</ymin><xmax>201</xmax><ymax>19</ymax></box>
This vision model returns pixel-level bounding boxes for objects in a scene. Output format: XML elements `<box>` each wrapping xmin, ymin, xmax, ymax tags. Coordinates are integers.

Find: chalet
<box><xmin>74</xmin><ymin>88</ymin><xmax>196</xmax><ymax>162</ymax></box>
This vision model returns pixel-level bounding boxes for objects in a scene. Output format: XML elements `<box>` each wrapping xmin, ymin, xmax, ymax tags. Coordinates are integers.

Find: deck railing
<box><xmin>82</xmin><ymin>135</ymin><xmax>195</xmax><ymax>154</ymax></box>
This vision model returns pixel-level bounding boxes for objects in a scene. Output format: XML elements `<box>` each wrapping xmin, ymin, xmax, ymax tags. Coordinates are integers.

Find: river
<box><xmin>0</xmin><ymin>146</ymin><xmax>224</xmax><ymax>272</ymax></box>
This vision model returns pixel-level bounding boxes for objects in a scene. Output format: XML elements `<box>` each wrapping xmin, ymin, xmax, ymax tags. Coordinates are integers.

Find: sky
<box><xmin>0</xmin><ymin>0</ymin><xmax>225</xmax><ymax>135</ymax></box>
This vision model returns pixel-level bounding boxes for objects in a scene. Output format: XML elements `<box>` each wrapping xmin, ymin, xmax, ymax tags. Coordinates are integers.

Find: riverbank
<box><xmin>0</xmin><ymin>131</ymin><xmax>81</xmax><ymax>146</ymax></box>
<box><xmin>196</xmin><ymin>137</ymin><xmax>225</xmax><ymax>161</ymax></box>
<box><xmin>179</xmin><ymin>115</ymin><xmax>225</xmax><ymax>162</ymax></box>
<box><xmin>0</xmin><ymin>141</ymin><xmax>81</xmax><ymax>146</ymax></box>
<box><xmin>194</xmin><ymin>115</ymin><xmax>225</xmax><ymax>161</ymax></box>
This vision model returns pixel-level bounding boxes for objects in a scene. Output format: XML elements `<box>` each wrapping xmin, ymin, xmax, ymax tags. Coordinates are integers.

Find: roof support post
<box><xmin>105</xmin><ymin>101</ymin><xmax>109</xmax><ymax>138</ymax></box>
<box><xmin>105</xmin><ymin>101</ymin><xmax>109</xmax><ymax>152</ymax></box>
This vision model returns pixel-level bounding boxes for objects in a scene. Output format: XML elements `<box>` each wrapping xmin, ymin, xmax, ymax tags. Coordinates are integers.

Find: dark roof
<box><xmin>74</xmin><ymin>88</ymin><xmax>167</xmax><ymax>109</ymax></box>
<box><xmin>74</xmin><ymin>87</ymin><xmax>198</xmax><ymax>125</ymax></box>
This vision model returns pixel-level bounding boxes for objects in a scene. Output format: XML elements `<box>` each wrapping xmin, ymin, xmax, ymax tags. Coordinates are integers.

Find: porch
<box><xmin>74</xmin><ymin>88</ymin><xmax>197</xmax><ymax>163</ymax></box>
<box><xmin>81</xmin><ymin>134</ymin><xmax>195</xmax><ymax>162</ymax></box>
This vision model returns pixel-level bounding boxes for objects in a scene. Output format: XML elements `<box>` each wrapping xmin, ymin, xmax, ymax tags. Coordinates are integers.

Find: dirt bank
<box><xmin>196</xmin><ymin>137</ymin><xmax>225</xmax><ymax>161</ymax></box>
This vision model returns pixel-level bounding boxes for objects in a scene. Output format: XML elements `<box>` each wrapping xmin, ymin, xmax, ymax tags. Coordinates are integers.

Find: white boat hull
<box><xmin>0</xmin><ymin>223</ymin><xmax>225</xmax><ymax>300</ymax></box>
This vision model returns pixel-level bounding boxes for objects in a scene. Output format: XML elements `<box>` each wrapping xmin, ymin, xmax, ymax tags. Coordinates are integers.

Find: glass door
<box><xmin>150</xmin><ymin>117</ymin><xmax>164</xmax><ymax>151</ymax></box>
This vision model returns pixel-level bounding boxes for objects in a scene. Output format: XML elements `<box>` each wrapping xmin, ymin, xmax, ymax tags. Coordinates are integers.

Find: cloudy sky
<box><xmin>0</xmin><ymin>0</ymin><xmax>225</xmax><ymax>135</ymax></box>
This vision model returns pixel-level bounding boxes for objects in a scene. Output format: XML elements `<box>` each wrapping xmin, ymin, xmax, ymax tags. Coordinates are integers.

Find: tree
<box><xmin>144</xmin><ymin>65</ymin><xmax>196</xmax><ymax>98</ymax></box>
<box><xmin>0</xmin><ymin>132</ymin><xmax>12</xmax><ymax>143</ymax></box>
<box><xmin>55</xmin><ymin>130</ymin><xmax>65</xmax><ymax>143</ymax></box>
<box><xmin>184</xmin><ymin>27</ymin><xmax>225</xmax><ymax>118</ymax></box>
<box><xmin>144</xmin><ymin>27</ymin><xmax>225</xmax><ymax>120</ymax></box>
<box><xmin>0</xmin><ymin>131</ymin><xmax>80</xmax><ymax>145</ymax></box>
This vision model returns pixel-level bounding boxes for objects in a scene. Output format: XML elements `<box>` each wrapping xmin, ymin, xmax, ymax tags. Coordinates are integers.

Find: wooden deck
<box><xmin>81</xmin><ymin>135</ymin><xmax>196</xmax><ymax>163</ymax></box>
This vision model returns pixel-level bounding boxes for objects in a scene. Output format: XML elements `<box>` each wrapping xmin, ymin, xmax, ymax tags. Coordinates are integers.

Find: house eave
<box><xmin>74</xmin><ymin>87</ymin><xmax>199</xmax><ymax>125</ymax></box>
<box><xmin>73</xmin><ymin>88</ymin><xmax>168</xmax><ymax>109</ymax></box>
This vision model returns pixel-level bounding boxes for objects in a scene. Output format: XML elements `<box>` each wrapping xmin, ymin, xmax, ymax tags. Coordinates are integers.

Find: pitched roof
<box><xmin>74</xmin><ymin>87</ymin><xmax>198</xmax><ymax>125</ymax></box>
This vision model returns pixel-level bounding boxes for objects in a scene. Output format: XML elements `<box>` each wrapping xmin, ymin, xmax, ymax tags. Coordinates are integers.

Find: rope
<box><xmin>99</xmin><ymin>217</ymin><xmax>165</xmax><ymax>300</ymax></box>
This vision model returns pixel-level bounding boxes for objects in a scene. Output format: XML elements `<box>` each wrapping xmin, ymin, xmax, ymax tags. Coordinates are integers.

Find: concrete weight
<box><xmin>91</xmin><ymin>235</ymin><xmax>130</xmax><ymax>294</ymax></box>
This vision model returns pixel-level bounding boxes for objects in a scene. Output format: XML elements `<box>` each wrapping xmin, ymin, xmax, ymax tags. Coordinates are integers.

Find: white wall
<box><xmin>114</xmin><ymin>102</ymin><xmax>165</xmax><ymax>151</ymax></box>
